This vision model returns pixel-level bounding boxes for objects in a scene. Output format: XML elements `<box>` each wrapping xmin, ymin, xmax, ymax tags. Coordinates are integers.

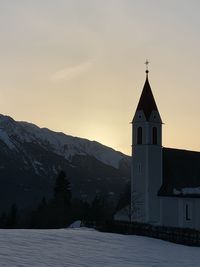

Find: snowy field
<box><xmin>0</xmin><ymin>228</ymin><xmax>199</xmax><ymax>267</ymax></box>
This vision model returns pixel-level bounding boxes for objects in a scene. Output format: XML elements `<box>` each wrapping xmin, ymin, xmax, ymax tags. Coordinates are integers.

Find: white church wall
<box><xmin>194</xmin><ymin>199</ymin><xmax>200</xmax><ymax>230</ymax></box>
<box><xmin>178</xmin><ymin>198</ymin><xmax>193</xmax><ymax>229</ymax></box>
<box><xmin>179</xmin><ymin>198</ymin><xmax>200</xmax><ymax>230</ymax></box>
<box><xmin>132</xmin><ymin>112</ymin><xmax>162</xmax><ymax>224</ymax></box>
<box><xmin>132</xmin><ymin>146</ymin><xmax>147</xmax><ymax>222</ymax></box>
<box><xmin>147</xmin><ymin>146</ymin><xmax>162</xmax><ymax>224</ymax></box>
<box><xmin>161</xmin><ymin>197</ymin><xmax>200</xmax><ymax>230</ymax></box>
<box><xmin>160</xmin><ymin>197</ymin><xmax>179</xmax><ymax>227</ymax></box>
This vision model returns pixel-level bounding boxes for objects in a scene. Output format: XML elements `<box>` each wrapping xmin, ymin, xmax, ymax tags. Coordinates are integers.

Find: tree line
<box><xmin>0</xmin><ymin>170</ymin><xmax>118</xmax><ymax>229</ymax></box>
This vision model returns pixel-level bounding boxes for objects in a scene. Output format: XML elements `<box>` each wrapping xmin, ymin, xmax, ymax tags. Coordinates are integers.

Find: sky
<box><xmin>0</xmin><ymin>0</ymin><xmax>200</xmax><ymax>155</ymax></box>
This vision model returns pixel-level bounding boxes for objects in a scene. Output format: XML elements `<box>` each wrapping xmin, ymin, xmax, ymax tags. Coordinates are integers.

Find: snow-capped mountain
<box><xmin>0</xmin><ymin>114</ymin><xmax>130</xmax><ymax>212</ymax></box>
<box><xmin>0</xmin><ymin>114</ymin><xmax>125</xmax><ymax>169</ymax></box>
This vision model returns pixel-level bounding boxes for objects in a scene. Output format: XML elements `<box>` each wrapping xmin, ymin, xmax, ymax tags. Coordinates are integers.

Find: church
<box><xmin>116</xmin><ymin>64</ymin><xmax>200</xmax><ymax>230</ymax></box>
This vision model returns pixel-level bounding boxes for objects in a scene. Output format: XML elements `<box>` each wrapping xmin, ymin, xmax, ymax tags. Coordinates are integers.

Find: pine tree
<box><xmin>53</xmin><ymin>170</ymin><xmax>72</xmax><ymax>227</ymax></box>
<box><xmin>54</xmin><ymin>171</ymin><xmax>71</xmax><ymax>206</ymax></box>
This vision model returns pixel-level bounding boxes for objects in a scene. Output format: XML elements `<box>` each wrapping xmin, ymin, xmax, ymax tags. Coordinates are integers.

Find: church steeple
<box><xmin>136</xmin><ymin>76</ymin><xmax>159</xmax><ymax>121</ymax></box>
<box><xmin>131</xmin><ymin>64</ymin><xmax>163</xmax><ymax>224</ymax></box>
<box><xmin>131</xmin><ymin>64</ymin><xmax>162</xmax><ymax>224</ymax></box>
<box><xmin>133</xmin><ymin>63</ymin><xmax>161</xmax><ymax>122</ymax></box>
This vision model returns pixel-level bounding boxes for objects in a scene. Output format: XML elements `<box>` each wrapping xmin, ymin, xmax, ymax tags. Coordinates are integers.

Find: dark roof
<box><xmin>136</xmin><ymin>76</ymin><xmax>159</xmax><ymax>120</ymax></box>
<box><xmin>158</xmin><ymin>148</ymin><xmax>200</xmax><ymax>198</ymax></box>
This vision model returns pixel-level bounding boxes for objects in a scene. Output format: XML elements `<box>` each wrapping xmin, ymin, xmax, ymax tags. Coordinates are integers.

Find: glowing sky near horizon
<box><xmin>0</xmin><ymin>0</ymin><xmax>199</xmax><ymax>155</ymax></box>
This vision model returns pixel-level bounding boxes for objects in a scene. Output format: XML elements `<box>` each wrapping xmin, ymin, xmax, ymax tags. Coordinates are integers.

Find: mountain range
<box><xmin>0</xmin><ymin>114</ymin><xmax>130</xmax><ymax>212</ymax></box>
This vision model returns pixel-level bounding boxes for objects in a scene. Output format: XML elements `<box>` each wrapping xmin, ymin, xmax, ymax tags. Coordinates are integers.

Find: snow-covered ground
<box><xmin>0</xmin><ymin>228</ymin><xmax>199</xmax><ymax>267</ymax></box>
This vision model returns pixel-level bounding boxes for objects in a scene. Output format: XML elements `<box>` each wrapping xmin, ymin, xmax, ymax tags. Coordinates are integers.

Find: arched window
<box><xmin>152</xmin><ymin>127</ymin><xmax>157</xmax><ymax>145</ymax></box>
<box><xmin>137</xmin><ymin>127</ymin><xmax>142</xmax><ymax>144</ymax></box>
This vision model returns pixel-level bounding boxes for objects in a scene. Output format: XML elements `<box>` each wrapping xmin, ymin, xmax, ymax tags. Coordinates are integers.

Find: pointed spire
<box><xmin>136</xmin><ymin>63</ymin><xmax>160</xmax><ymax>120</ymax></box>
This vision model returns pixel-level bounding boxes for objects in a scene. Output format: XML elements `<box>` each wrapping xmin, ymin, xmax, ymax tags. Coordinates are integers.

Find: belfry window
<box><xmin>137</xmin><ymin>127</ymin><xmax>142</xmax><ymax>144</ymax></box>
<box><xmin>152</xmin><ymin>127</ymin><xmax>157</xmax><ymax>145</ymax></box>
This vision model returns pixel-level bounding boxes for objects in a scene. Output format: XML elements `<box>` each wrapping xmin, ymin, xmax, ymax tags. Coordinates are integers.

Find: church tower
<box><xmin>131</xmin><ymin>62</ymin><xmax>162</xmax><ymax>224</ymax></box>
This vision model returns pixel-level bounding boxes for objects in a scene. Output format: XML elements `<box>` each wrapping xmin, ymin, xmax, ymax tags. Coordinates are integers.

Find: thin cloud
<box><xmin>51</xmin><ymin>61</ymin><xmax>93</xmax><ymax>82</ymax></box>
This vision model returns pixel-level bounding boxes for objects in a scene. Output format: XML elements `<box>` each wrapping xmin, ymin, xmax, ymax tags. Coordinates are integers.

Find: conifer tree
<box><xmin>54</xmin><ymin>170</ymin><xmax>71</xmax><ymax>206</ymax></box>
<box><xmin>53</xmin><ymin>170</ymin><xmax>72</xmax><ymax>227</ymax></box>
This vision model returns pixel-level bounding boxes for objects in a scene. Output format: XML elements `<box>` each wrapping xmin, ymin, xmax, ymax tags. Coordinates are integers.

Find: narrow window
<box><xmin>186</xmin><ymin>204</ymin><xmax>191</xmax><ymax>221</ymax></box>
<box><xmin>152</xmin><ymin>127</ymin><xmax>157</xmax><ymax>145</ymax></box>
<box><xmin>137</xmin><ymin>127</ymin><xmax>142</xmax><ymax>144</ymax></box>
<box><xmin>138</xmin><ymin>163</ymin><xmax>142</xmax><ymax>174</ymax></box>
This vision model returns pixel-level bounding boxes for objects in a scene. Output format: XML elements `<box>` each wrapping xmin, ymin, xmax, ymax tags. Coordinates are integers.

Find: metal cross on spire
<box><xmin>145</xmin><ymin>59</ymin><xmax>149</xmax><ymax>76</ymax></box>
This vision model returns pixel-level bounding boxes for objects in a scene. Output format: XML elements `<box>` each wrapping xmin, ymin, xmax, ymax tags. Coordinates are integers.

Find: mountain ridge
<box><xmin>0</xmin><ymin>114</ymin><xmax>127</xmax><ymax>168</ymax></box>
<box><xmin>0</xmin><ymin>114</ymin><xmax>131</xmax><ymax>212</ymax></box>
